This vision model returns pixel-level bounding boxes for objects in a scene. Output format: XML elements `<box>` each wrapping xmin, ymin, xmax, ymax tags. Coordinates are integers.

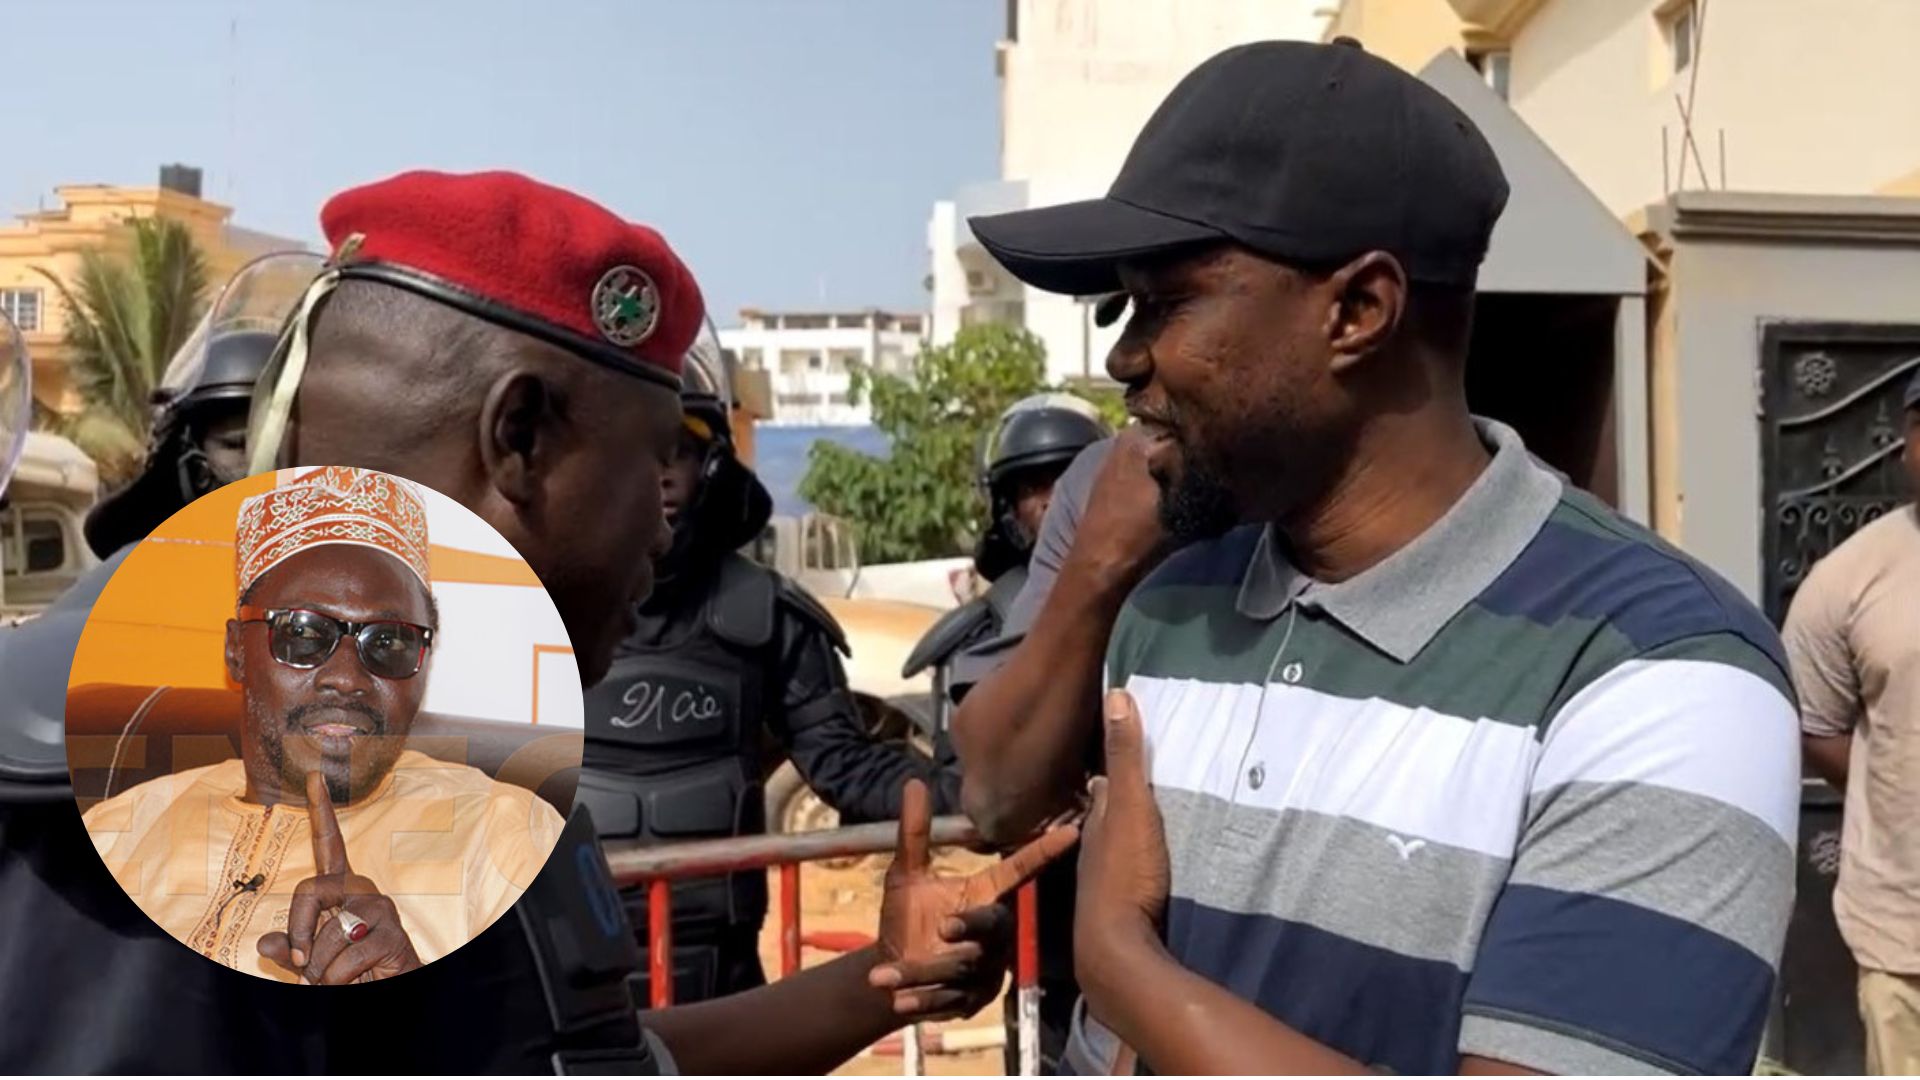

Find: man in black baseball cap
<box><xmin>964</xmin><ymin>39</ymin><xmax>1797</xmax><ymax>1076</ymax></box>
<box><xmin>971</xmin><ymin>37</ymin><xmax>1506</xmax><ymax>299</ymax></box>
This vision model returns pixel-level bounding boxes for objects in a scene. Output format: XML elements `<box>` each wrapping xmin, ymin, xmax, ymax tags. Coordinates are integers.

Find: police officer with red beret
<box><xmin>0</xmin><ymin>170</ymin><xmax>1074</xmax><ymax>1074</ymax></box>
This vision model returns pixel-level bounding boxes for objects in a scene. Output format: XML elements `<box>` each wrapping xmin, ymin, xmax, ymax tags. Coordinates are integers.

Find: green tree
<box><xmin>1068</xmin><ymin>378</ymin><xmax>1131</xmax><ymax>431</ymax></box>
<box><xmin>800</xmin><ymin>323</ymin><xmax>1050</xmax><ymax>563</ymax></box>
<box><xmin>34</xmin><ymin>217</ymin><xmax>210</xmax><ymax>483</ymax></box>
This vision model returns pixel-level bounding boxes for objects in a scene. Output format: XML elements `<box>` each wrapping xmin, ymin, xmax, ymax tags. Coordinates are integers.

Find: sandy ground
<box><xmin>756</xmin><ymin>848</ymin><xmax>1010</xmax><ymax>1077</ymax></box>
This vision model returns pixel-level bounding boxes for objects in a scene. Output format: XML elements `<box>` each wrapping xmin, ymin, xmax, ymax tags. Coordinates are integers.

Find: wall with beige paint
<box><xmin>1504</xmin><ymin>0</ymin><xmax>1920</xmax><ymax>217</ymax></box>
<box><xmin>1651</xmin><ymin>195</ymin><xmax>1920</xmax><ymax>602</ymax></box>
<box><xmin>932</xmin><ymin>0</ymin><xmax>1330</xmax><ymax>383</ymax></box>
<box><xmin>0</xmin><ymin>185</ymin><xmax>305</xmax><ymax>413</ymax></box>
<box><xmin>1322</xmin><ymin>0</ymin><xmax>1476</xmax><ymax>71</ymax></box>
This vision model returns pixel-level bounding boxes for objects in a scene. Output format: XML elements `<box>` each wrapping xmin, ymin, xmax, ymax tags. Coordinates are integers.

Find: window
<box><xmin>0</xmin><ymin>288</ymin><xmax>42</xmax><ymax>333</ymax></box>
<box><xmin>2</xmin><ymin>508</ymin><xmax>71</xmax><ymax>576</ymax></box>
<box><xmin>1661</xmin><ymin>1</ymin><xmax>1697</xmax><ymax>76</ymax></box>
<box><xmin>1466</xmin><ymin>49</ymin><xmax>1511</xmax><ymax>101</ymax></box>
<box><xmin>961</xmin><ymin>301</ymin><xmax>1024</xmax><ymax>328</ymax></box>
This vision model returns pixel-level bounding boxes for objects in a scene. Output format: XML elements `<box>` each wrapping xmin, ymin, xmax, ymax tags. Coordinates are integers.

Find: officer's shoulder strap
<box><xmin>514</xmin><ymin>805</ymin><xmax>663</xmax><ymax>1073</ymax></box>
<box><xmin>900</xmin><ymin>595</ymin><xmax>996</xmax><ymax>679</ymax></box>
<box><xmin>982</xmin><ymin>564</ymin><xmax>1028</xmax><ymax>626</ymax></box>
<box><xmin>773</xmin><ymin>574</ymin><xmax>852</xmax><ymax>659</ymax></box>
<box><xmin>706</xmin><ymin>552</ymin><xmax>779</xmax><ymax>650</ymax></box>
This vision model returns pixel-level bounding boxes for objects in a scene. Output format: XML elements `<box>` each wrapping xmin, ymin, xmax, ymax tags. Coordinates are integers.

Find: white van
<box><xmin>1</xmin><ymin>432</ymin><xmax>99</xmax><ymax>621</ymax></box>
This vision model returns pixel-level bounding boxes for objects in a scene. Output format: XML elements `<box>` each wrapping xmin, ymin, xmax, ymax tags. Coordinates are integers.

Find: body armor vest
<box><xmin>578</xmin><ymin>554</ymin><xmax>782</xmax><ymax>1001</ymax></box>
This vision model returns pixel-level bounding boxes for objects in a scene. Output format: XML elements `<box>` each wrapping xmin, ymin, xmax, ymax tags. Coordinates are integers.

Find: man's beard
<box><xmin>1157</xmin><ymin>455</ymin><xmax>1240</xmax><ymax>543</ymax></box>
<box><xmin>254</xmin><ymin>697</ymin><xmax>394</xmax><ymax>806</ymax></box>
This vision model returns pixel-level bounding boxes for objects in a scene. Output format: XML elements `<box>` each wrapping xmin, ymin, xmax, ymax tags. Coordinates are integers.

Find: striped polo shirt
<box><xmin>1094</xmin><ymin>419</ymin><xmax>1799</xmax><ymax>1075</ymax></box>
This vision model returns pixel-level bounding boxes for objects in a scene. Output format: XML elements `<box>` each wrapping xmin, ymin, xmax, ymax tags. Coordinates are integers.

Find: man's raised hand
<box><xmin>867</xmin><ymin>778</ymin><xmax>1078</xmax><ymax>1020</ymax></box>
<box><xmin>257</xmin><ymin>771</ymin><xmax>423</xmax><ymax>984</ymax></box>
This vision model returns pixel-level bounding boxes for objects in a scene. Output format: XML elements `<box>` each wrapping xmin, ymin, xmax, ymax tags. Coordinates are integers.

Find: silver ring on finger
<box><xmin>336</xmin><ymin>907</ymin><xmax>370</xmax><ymax>942</ymax></box>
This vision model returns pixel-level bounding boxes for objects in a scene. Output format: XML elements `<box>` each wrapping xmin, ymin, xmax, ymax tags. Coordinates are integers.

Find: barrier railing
<box><xmin>606</xmin><ymin>815</ymin><xmax>1042</xmax><ymax>1076</ymax></box>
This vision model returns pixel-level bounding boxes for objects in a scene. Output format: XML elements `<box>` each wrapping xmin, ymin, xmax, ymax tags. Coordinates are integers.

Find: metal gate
<box><xmin>1759</xmin><ymin>321</ymin><xmax>1920</xmax><ymax>1077</ymax></box>
<box><xmin>1760</xmin><ymin>322</ymin><xmax>1920</xmax><ymax>624</ymax></box>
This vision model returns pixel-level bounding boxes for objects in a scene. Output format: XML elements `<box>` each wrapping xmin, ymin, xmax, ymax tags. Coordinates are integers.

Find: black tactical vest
<box><xmin>577</xmin><ymin>554</ymin><xmax>782</xmax><ymax>986</ymax></box>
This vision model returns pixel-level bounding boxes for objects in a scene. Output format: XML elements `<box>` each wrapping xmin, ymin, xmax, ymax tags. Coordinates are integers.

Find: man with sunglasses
<box><xmin>82</xmin><ymin>466</ymin><xmax>566</xmax><ymax>984</ymax></box>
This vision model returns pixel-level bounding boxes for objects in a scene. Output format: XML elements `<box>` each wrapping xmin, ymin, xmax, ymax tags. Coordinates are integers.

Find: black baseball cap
<box><xmin>969</xmin><ymin>39</ymin><xmax>1510</xmax><ymax>295</ymax></box>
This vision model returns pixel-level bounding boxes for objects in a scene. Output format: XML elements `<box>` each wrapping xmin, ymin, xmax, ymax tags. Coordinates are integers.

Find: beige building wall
<box><xmin>1498</xmin><ymin>0</ymin><xmax>1920</xmax><ymax>216</ymax></box>
<box><xmin>988</xmin><ymin>0</ymin><xmax>1327</xmax><ymax>381</ymax></box>
<box><xmin>1876</xmin><ymin>164</ymin><xmax>1920</xmax><ymax>198</ymax></box>
<box><xmin>1331</xmin><ymin>0</ymin><xmax>1920</xmax><ymax>214</ymax></box>
<box><xmin>1000</xmin><ymin>0</ymin><xmax>1329</xmax><ymax>199</ymax></box>
<box><xmin>1648</xmin><ymin>194</ymin><xmax>1920</xmax><ymax>601</ymax></box>
<box><xmin>1322</xmin><ymin>0</ymin><xmax>1475</xmax><ymax>71</ymax></box>
<box><xmin>0</xmin><ymin>185</ymin><xmax>304</xmax><ymax>414</ymax></box>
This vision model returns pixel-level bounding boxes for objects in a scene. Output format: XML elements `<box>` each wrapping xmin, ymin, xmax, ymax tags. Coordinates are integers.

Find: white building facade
<box><xmin>720</xmin><ymin>309</ymin><xmax>927</xmax><ymax>426</ymax></box>
<box><xmin>928</xmin><ymin>0</ymin><xmax>1330</xmax><ymax>384</ymax></box>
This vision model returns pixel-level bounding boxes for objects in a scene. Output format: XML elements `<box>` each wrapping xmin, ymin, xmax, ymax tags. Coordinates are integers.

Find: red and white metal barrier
<box><xmin>606</xmin><ymin>816</ymin><xmax>1044</xmax><ymax>1076</ymax></box>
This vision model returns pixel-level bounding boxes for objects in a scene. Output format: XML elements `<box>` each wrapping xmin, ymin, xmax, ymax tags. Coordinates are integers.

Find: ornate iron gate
<box><xmin>1761</xmin><ymin>322</ymin><xmax>1920</xmax><ymax>625</ymax></box>
<box><xmin>1760</xmin><ymin>321</ymin><xmax>1920</xmax><ymax>1077</ymax></box>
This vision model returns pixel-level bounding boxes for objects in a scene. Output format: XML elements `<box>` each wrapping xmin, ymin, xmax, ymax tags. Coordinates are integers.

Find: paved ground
<box><xmin>756</xmin><ymin>848</ymin><xmax>1009</xmax><ymax>1077</ymax></box>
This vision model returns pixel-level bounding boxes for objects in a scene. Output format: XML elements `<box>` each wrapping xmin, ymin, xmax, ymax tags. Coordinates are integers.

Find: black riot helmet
<box><xmin>83</xmin><ymin>251</ymin><xmax>323</xmax><ymax>557</ymax></box>
<box><xmin>973</xmin><ymin>392</ymin><xmax>1109</xmax><ymax>580</ymax></box>
<box><xmin>660</xmin><ymin>317</ymin><xmax>773</xmax><ymax>578</ymax></box>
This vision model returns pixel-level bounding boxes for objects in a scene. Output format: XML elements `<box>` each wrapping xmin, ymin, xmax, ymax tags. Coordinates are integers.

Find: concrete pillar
<box><xmin>1612</xmin><ymin>295</ymin><xmax>1651</xmax><ymax>526</ymax></box>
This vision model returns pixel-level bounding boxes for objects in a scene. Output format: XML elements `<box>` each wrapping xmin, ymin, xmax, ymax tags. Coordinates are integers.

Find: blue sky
<box><xmin>2</xmin><ymin>0</ymin><xmax>1003</xmax><ymax>322</ymax></box>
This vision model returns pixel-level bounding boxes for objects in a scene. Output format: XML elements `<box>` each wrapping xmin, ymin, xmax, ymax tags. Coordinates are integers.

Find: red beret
<box><xmin>319</xmin><ymin>170</ymin><xmax>702</xmax><ymax>388</ymax></box>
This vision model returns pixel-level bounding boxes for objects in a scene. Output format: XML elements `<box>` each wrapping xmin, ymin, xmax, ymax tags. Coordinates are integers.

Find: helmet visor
<box><xmin>0</xmin><ymin>310</ymin><xmax>29</xmax><ymax>496</ymax></box>
<box><xmin>157</xmin><ymin>250</ymin><xmax>327</xmax><ymax>407</ymax></box>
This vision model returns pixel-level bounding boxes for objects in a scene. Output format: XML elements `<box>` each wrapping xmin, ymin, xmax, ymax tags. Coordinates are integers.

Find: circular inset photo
<box><xmin>66</xmin><ymin>465</ymin><xmax>584</xmax><ymax>985</ymax></box>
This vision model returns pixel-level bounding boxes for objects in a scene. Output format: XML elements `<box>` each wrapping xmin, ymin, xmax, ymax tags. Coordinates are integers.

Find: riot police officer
<box><xmin>579</xmin><ymin>322</ymin><xmax>957</xmax><ymax>1005</ymax></box>
<box><xmin>906</xmin><ymin>393</ymin><xmax>1111</xmax><ymax>759</ymax></box>
<box><xmin>79</xmin><ymin>251</ymin><xmax>319</xmax><ymax>556</ymax></box>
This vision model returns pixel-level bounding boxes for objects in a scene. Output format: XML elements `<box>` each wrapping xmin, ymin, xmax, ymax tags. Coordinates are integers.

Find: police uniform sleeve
<box><xmin>772</xmin><ymin>583</ymin><xmax>954</xmax><ymax>823</ymax></box>
<box><xmin>945</xmin><ymin>437</ymin><xmax>1112</xmax><ymax>697</ymax></box>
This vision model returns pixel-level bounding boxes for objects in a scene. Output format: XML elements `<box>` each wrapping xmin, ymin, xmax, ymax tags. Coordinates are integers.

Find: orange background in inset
<box><xmin>69</xmin><ymin>474</ymin><xmax>547</xmax><ymax>692</ymax></box>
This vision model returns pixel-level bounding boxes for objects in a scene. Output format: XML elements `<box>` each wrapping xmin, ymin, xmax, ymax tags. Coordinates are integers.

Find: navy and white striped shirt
<box><xmin>1089</xmin><ymin>420</ymin><xmax>1799</xmax><ymax>1075</ymax></box>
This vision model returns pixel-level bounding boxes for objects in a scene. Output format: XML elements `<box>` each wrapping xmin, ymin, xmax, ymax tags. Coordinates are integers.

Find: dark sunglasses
<box><xmin>236</xmin><ymin>606</ymin><xmax>434</xmax><ymax>680</ymax></box>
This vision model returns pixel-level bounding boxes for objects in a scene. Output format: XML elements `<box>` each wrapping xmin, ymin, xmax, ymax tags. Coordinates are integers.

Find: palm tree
<box><xmin>35</xmin><ymin>217</ymin><xmax>210</xmax><ymax>484</ymax></box>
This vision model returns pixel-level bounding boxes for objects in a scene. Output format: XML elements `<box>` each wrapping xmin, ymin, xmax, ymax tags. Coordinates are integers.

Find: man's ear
<box><xmin>1323</xmin><ymin>251</ymin><xmax>1408</xmax><ymax>374</ymax></box>
<box><xmin>477</xmin><ymin>370</ymin><xmax>561</xmax><ymax>507</ymax></box>
<box><xmin>225</xmin><ymin>619</ymin><xmax>245</xmax><ymax>684</ymax></box>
